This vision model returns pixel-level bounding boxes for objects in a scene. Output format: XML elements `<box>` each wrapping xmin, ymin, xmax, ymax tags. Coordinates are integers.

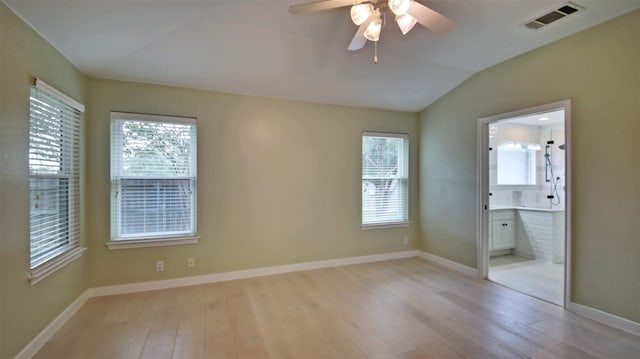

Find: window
<box><xmin>29</xmin><ymin>79</ymin><xmax>85</xmax><ymax>284</ymax></box>
<box><xmin>362</xmin><ymin>132</ymin><xmax>409</xmax><ymax>227</ymax></box>
<box><xmin>110</xmin><ymin>112</ymin><xmax>197</xmax><ymax>248</ymax></box>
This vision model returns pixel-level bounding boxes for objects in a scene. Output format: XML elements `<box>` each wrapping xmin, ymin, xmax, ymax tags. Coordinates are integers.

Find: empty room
<box><xmin>1</xmin><ymin>0</ymin><xmax>639</xmax><ymax>358</ymax></box>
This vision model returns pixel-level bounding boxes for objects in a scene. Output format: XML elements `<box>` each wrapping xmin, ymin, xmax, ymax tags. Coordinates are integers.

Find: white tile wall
<box><xmin>515</xmin><ymin>210</ymin><xmax>552</xmax><ymax>259</ymax></box>
<box><xmin>514</xmin><ymin>209</ymin><xmax>564</xmax><ymax>262</ymax></box>
<box><xmin>489</xmin><ymin>123</ymin><xmax>565</xmax><ymax>210</ymax></box>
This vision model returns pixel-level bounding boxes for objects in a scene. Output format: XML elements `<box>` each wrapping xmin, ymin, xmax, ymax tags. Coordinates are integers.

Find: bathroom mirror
<box><xmin>497</xmin><ymin>143</ymin><xmax>536</xmax><ymax>185</ymax></box>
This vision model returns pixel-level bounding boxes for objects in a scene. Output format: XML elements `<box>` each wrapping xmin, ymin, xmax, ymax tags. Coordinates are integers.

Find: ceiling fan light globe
<box><xmin>388</xmin><ymin>0</ymin><xmax>411</xmax><ymax>16</ymax></box>
<box><xmin>364</xmin><ymin>17</ymin><xmax>382</xmax><ymax>41</ymax></box>
<box><xmin>350</xmin><ymin>3</ymin><xmax>373</xmax><ymax>25</ymax></box>
<box><xmin>396</xmin><ymin>13</ymin><xmax>417</xmax><ymax>35</ymax></box>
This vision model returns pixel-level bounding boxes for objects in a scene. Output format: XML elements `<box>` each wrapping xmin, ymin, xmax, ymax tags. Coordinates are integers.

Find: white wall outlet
<box><xmin>403</xmin><ymin>237</ymin><xmax>409</xmax><ymax>245</ymax></box>
<box><xmin>156</xmin><ymin>260</ymin><xmax>164</xmax><ymax>272</ymax></box>
<box><xmin>187</xmin><ymin>257</ymin><xmax>195</xmax><ymax>268</ymax></box>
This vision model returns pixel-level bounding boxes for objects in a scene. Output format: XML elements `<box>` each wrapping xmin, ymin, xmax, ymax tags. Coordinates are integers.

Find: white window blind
<box><xmin>29</xmin><ymin>81</ymin><xmax>83</xmax><ymax>269</ymax></box>
<box><xmin>362</xmin><ymin>132</ymin><xmax>409</xmax><ymax>226</ymax></box>
<box><xmin>111</xmin><ymin>112</ymin><xmax>197</xmax><ymax>241</ymax></box>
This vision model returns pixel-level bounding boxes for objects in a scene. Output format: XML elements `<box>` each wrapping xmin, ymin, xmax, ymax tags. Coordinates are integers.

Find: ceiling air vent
<box><xmin>523</xmin><ymin>2</ymin><xmax>584</xmax><ymax>31</ymax></box>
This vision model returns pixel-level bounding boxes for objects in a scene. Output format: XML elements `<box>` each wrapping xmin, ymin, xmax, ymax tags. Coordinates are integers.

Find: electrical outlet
<box><xmin>187</xmin><ymin>257</ymin><xmax>195</xmax><ymax>268</ymax></box>
<box><xmin>403</xmin><ymin>237</ymin><xmax>409</xmax><ymax>245</ymax></box>
<box><xmin>156</xmin><ymin>260</ymin><xmax>164</xmax><ymax>272</ymax></box>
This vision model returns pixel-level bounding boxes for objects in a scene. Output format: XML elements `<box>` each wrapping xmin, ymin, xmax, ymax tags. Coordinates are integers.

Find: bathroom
<box><xmin>488</xmin><ymin>109</ymin><xmax>566</xmax><ymax>305</ymax></box>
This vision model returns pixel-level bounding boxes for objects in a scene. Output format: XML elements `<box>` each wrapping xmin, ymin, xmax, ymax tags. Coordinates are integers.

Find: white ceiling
<box><xmin>508</xmin><ymin>109</ymin><xmax>565</xmax><ymax>127</ymax></box>
<box><xmin>5</xmin><ymin>0</ymin><xmax>640</xmax><ymax>112</ymax></box>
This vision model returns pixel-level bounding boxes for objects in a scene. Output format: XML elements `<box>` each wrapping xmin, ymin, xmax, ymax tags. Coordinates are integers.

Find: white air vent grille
<box><xmin>524</xmin><ymin>2</ymin><xmax>584</xmax><ymax>31</ymax></box>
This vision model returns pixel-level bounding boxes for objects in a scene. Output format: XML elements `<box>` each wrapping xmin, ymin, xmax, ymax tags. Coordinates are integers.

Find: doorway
<box><xmin>477</xmin><ymin>101</ymin><xmax>571</xmax><ymax>307</ymax></box>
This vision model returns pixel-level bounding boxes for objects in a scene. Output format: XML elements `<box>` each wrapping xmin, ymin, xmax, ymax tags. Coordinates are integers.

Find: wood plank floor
<box><xmin>34</xmin><ymin>257</ymin><xmax>640</xmax><ymax>358</ymax></box>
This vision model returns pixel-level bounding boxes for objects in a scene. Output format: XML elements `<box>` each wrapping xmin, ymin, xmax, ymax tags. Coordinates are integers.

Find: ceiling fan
<box><xmin>289</xmin><ymin>0</ymin><xmax>455</xmax><ymax>62</ymax></box>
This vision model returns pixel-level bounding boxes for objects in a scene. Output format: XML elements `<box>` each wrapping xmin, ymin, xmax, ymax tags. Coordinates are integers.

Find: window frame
<box><xmin>28</xmin><ymin>79</ymin><xmax>86</xmax><ymax>285</ymax></box>
<box><xmin>361</xmin><ymin>131</ymin><xmax>410</xmax><ymax>229</ymax></box>
<box><xmin>108</xmin><ymin>112</ymin><xmax>199</xmax><ymax>250</ymax></box>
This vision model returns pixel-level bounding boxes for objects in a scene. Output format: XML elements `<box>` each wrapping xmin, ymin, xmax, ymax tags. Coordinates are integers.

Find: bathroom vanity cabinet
<box><xmin>489</xmin><ymin>209</ymin><xmax>515</xmax><ymax>251</ymax></box>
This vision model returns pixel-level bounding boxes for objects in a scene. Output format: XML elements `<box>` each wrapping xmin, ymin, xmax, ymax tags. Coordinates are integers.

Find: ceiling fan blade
<box><xmin>407</xmin><ymin>1</ymin><xmax>455</xmax><ymax>34</ymax></box>
<box><xmin>347</xmin><ymin>16</ymin><xmax>374</xmax><ymax>51</ymax></box>
<box><xmin>289</xmin><ymin>0</ymin><xmax>358</xmax><ymax>15</ymax></box>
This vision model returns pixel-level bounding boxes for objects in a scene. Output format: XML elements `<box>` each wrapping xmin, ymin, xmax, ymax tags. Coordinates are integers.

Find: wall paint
<box><xmin>419</xmin><ymin>10</ymin><xmax>640</xmax><ymax>322</ymax></box>
<box><xmin>0</xmin><ymin>2</ymin><xmax>88</xmax><ymax>358</ymax></box>
<box><xmin>2</xmin><ymin>1</ymin><xmax>637</xmax><ymax>356</ymax></box>
<box><xmin>86</xmin><ymin>79</ymin><xmax>419</xmax><ymax>287</ymax></box>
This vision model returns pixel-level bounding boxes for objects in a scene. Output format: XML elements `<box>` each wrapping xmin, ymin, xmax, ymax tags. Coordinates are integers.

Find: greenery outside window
<box><xmin>109</xmin><ymin>112</ymin><xmax>198</xmax><ymax>249</ymax></box>
<box><xmin>362</xmin><ymin>132</ymin><xmax>409</xmax><ymax>228</ymax></box>
<box><xmin>29</xmin><ymin>79</ymin><xmax>85</xmax><ymax>284</ymax></box>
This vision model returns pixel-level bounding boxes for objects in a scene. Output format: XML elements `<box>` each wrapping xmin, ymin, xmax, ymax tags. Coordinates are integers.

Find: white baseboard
<box><xmin>19</xmin><ymin>250</ymin><xmax>418</xmax><ymax>357</ymax></box>
<box><xmin>567</xmin><ymin>302</ymin><xmax>640</xmax><ymax>336</ymax></box>
<box><xmin>20</xmin><ymin>250</ymin><xmax>639</xmax><ymax>358</ymax></box>
<box><xmin>89</xmin><ymin>250</ymin><xmax>421</xmax><ymax>297</ymax></box>
<box><xmin>15</xmin><ymin>289</ymin><xmax>90</xmax><ymax>359</ymax></box>
<box><xmin>418</xmin><ymin>250</ymin><xmax>479</xmax><ymax>277</ymax></box>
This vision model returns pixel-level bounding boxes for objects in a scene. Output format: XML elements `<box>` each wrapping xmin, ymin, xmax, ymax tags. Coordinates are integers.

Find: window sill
<box><xmin>361</xmin><ymin>221</ymin><xmax>411</xmax><ymax>230</ymax></box>
<box><xmin>30</xmin><ymin>247</ymin><xmax>86</xmax><ymax>286</ymax></box>
<box><xmin>106</xmin><ymin>236</ymin><xmax>199</xmax><ymax>250</ymax></box>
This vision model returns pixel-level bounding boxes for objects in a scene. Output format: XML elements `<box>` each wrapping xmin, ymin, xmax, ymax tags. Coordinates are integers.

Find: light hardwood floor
<box><xmin>34</xmin><ymin>257</ymin><xmax>640</xmax><ymax>358</ymax></box>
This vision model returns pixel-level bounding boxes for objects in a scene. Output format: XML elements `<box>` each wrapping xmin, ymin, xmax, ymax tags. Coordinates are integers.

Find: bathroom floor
<box><xmin>489</xmin><ymin>254</ymin><xmax>564</xmax><ymax>305</ymax></box>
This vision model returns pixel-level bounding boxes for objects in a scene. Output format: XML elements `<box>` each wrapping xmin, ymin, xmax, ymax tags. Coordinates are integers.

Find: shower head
<box><xmin>559</xmin><ymin>144</ymin><xmax>566</xmax><ymax>150</ymax></box>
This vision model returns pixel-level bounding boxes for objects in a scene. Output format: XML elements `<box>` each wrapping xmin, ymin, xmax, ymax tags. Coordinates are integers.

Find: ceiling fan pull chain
<box><xmin>374</xmin><ymin>41</ymin><xmax>378</xmax><ymax>64</ymax></box>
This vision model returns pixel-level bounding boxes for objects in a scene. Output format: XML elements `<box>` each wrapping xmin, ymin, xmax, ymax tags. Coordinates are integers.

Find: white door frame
<box><xmin>476</xmin><ymin>100</ymin><xmax>572</xmax><ymax>308</ymax></box>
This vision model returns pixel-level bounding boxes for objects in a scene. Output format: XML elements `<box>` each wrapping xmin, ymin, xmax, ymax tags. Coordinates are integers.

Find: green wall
<box><xmin>86</xmin><ymin>80</ymin><xmax>419</xmax><ymax>286</ymax></box>
<box><xmin>1</xmin><ymin>2</ymin><xmax>418</xmax><ymax>354</ymax></box>
<box><xmin>0</xmin><ymin>2</ymin><xmax>89</xmax><ymax>358</ymax></box>
<box><xmin>2</xmin><ymin>1</ymin><xmax>638</xmax><ymax>356</ymax></box>
<box><xmin>419</xmin><ymin>10</ymin><xmax>640</xmax><ymax>322</ymax></box>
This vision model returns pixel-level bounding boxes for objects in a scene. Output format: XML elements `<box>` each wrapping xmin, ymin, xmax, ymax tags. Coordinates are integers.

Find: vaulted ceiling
<box><xmin>5</xmin><ymin>0</ymin><xmax>640</xmax><ymax>111</ymax></box>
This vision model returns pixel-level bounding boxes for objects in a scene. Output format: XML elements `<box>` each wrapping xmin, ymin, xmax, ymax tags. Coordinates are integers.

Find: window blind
<box><xmin>362</xmin><ymin>133</ymin><xmax>409</xmax><ymax>225</ymax></box>
<box><xmin>29</xmin><ymin>82</ymin><xmax>82</xmax><ymax>269</ymax></box>
<box><xmin>111</xmin><ymin>113</ymin><xmax>197</xmax><ymax>240</ymax></box>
